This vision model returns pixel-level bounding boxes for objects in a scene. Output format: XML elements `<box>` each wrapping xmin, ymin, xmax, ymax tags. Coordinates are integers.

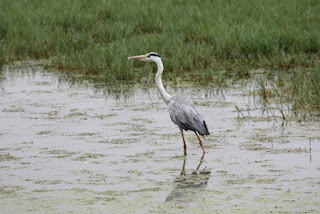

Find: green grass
<box><xmin>274</xmin><ymin>64</ymin><xmax>320</xmax><ymax>117</ymax></box>
<box><xmin>289</xmin><ymin>68</ymin><xmax>320</xmax><ymax>114</ymax></box>
<box><xmin>0</xmin><ymin>0</ymin><xmax>319</xmax><ymax>113</ymax></box>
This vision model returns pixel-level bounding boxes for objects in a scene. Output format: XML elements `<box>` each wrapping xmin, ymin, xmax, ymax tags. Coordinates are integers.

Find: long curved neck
<box><xmin>154</xmin><ymin>59</ymin><xmax>171</xmax><ymax>105</ymax></box>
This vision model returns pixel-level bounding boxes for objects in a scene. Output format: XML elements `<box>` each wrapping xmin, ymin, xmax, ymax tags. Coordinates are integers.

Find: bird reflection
<box><xmin>165</xmin><ymin>155</ymin><xmax>211</xmax><ymax>202</ymax></box>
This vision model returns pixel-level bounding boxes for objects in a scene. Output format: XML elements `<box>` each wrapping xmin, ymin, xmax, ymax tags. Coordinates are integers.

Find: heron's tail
<box><xmin>199</xmin><ymin>121</ymin><xmax>210</xmax><ymax>136</ymax></box>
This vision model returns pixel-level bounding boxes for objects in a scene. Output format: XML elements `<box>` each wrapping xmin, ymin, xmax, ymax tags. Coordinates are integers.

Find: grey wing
<box><xmin>168</xmin><ymin>95</ymin><xmax>210</xmax><ymax>136</ymax></box>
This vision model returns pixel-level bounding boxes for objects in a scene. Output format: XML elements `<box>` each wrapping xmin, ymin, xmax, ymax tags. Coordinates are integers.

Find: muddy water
<box><xmin>1</xmin><ymin>64</ymin><xmax>320</xmax><ymax>213</ymax></box>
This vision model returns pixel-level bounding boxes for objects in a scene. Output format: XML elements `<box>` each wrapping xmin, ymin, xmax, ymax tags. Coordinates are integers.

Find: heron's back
<box><xmin>168</xmin><ymin>95</ymin><xmax>210</xmax><ymax>136</ymax></box>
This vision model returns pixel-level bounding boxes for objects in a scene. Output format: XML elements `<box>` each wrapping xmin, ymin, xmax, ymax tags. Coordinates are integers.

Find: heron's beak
<box><xmin>128</xmin><ymin>54</ymin><xmax>147</xmax><ymax>60</ymax></box>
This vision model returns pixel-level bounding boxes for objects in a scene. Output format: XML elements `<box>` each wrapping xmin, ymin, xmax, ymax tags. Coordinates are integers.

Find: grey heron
<box><xmin>128</xmin><ymin>52</ymin><xmax>210</xmax><ymax>155</ymax></box>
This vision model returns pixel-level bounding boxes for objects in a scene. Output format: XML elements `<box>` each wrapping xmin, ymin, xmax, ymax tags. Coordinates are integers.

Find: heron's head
<box><xmin>128</xmin><ymin>52</ymin><xmax>161</xmax><ymax>63</ymax></box>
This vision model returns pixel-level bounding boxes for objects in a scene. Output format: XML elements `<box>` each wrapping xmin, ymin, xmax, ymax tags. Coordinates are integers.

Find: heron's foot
<box><xmin>197</xmin><ymin>153</ymin><xmax>205</xmax><ymax>170</ymax></box>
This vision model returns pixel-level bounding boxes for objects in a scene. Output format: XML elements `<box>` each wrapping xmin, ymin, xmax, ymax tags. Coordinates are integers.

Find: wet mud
<box><xmin>1</xmin><ymin>63</ymin><xmax>320</xmax><ymax>213</ymax></box>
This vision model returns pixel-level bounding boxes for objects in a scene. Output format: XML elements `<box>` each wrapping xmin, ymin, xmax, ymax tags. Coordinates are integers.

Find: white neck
<box><xmin>154</xmin><ymin>58</ymin><xmax>171</xmax><ymax>105</ymax></box>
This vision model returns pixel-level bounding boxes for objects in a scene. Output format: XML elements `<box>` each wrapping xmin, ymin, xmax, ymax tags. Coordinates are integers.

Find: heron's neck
<box><xmin>155</xmin><ymin>59</ymin><xmax>171</xmax><ymax>105</ymax></box>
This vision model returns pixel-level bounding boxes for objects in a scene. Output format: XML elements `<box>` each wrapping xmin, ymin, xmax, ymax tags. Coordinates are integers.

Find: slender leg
<box><xmin>196</xmin><ymin>153</ymin><xmax>205</xmax><ymax>170</ymax></box>
<box><xmin>180</xmin><ymin>157</ymin><xmax>186</xmax><ymax>175</ymax></box>
<box><xmin>195</xmin><ymin>132</ymin><xmax>205</xmax><ymax>154</ymax></box>
<box><xmin>179</xmin><ymin>127</ymin><xmax>187</xmax><ymax>156</ymax></box>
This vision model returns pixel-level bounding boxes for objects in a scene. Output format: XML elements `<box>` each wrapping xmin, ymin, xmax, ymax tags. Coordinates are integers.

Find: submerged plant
<box><xmin>257</xmin><ymin>78</ymin><xmax>269</xmax><ymax>103</ymax></box>
<box><xmin>287</xmin><ymin>68</ymin><xmax>320</xmax><ymax>117</ymax></box>
<box><xmin>235</xmin><ymin>104</ymin><xmax>245</xmax><ymax>118</ymax></box>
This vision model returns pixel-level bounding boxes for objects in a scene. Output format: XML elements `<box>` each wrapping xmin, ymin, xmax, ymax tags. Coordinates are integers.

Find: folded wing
<box><xmin>168</xmin><ymin>95</ymin><xmax>210</xmax><ymax>136</ymax></box>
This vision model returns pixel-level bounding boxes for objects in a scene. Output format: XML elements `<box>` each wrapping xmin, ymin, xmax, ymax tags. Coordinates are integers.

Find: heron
<box><xmin>128</xmin><ymin>52</ymin><xmax>210</xmax><ymax>155</ymax></box>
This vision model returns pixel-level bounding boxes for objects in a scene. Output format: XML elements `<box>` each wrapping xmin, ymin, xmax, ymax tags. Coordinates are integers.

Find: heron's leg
<box><xmin>196</xmin><ymin>153</ymin><xmax>205</xmax><ymax>170</ymax></box>
<box><xmin>179</xmin><ymin>127</ymin><xmax>187</xmax><ymax>156</ymax></box>
<box><xmin>195</xmin><ymin>132</ymin><xmax>205</xmax><ymax>154</ymax></box>
<box><xmin>180</xmin><ymin>157</ymin><xmax>186</xmax><ymax>175</ymax></box>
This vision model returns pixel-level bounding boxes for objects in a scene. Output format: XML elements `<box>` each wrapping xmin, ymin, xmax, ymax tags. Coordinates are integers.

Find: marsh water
<box><xmin>1</xmin><ymin>63</ymin><xmax>320</xmax><ymax>213</ymax></box>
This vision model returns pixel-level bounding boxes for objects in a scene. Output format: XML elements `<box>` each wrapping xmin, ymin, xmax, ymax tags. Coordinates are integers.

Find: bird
<box><xmin>128</xmin><ymin>52</ymin><xmax>210</xmax><ymax>155</ymax></box>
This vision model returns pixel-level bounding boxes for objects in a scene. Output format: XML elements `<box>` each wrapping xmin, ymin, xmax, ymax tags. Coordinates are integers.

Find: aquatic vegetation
<box><xmin>255</xmin><ymin>63</ymin><xmax>320</xmax><ymax>119</ymax></box>
<box><xmin>276</xmin><ymin>65</ymin><xmax>320</xmax><ymax>118</ymax></box>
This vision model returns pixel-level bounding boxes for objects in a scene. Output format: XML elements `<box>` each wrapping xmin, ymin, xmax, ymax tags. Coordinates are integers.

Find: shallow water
<box><xmin>1</xmin><ymin>64</ymin><xmax>320</xmax><ymax>213</ymax></box>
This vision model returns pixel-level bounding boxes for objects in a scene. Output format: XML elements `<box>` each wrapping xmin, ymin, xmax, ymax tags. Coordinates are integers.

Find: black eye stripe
<box><xmin>149</xmin><ymin>53</ymin><xmax>161</xmax><ymax>58</ymax></box>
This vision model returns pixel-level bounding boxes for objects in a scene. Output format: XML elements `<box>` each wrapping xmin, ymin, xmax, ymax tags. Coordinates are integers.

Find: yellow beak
<box><xmin>128</xmin><ymin>54</ymin><xmax>148</xmax><ymax>60</ymax></box>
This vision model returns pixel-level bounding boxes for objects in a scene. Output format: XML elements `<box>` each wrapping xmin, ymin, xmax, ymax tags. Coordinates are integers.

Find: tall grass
<box><xmin>0</xmin><ymin>0</ymin><xmax>319</xmax><ymax>112</ymax></box>
<box><xmin>276</xmin><ymin>64</ymin><xmax>320</xmax><ymax>117</ymax></box>
<box><xmin>289</xmin><ymin>68</ymin><xmax>320</xmax><ymax>114</ymax></box>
